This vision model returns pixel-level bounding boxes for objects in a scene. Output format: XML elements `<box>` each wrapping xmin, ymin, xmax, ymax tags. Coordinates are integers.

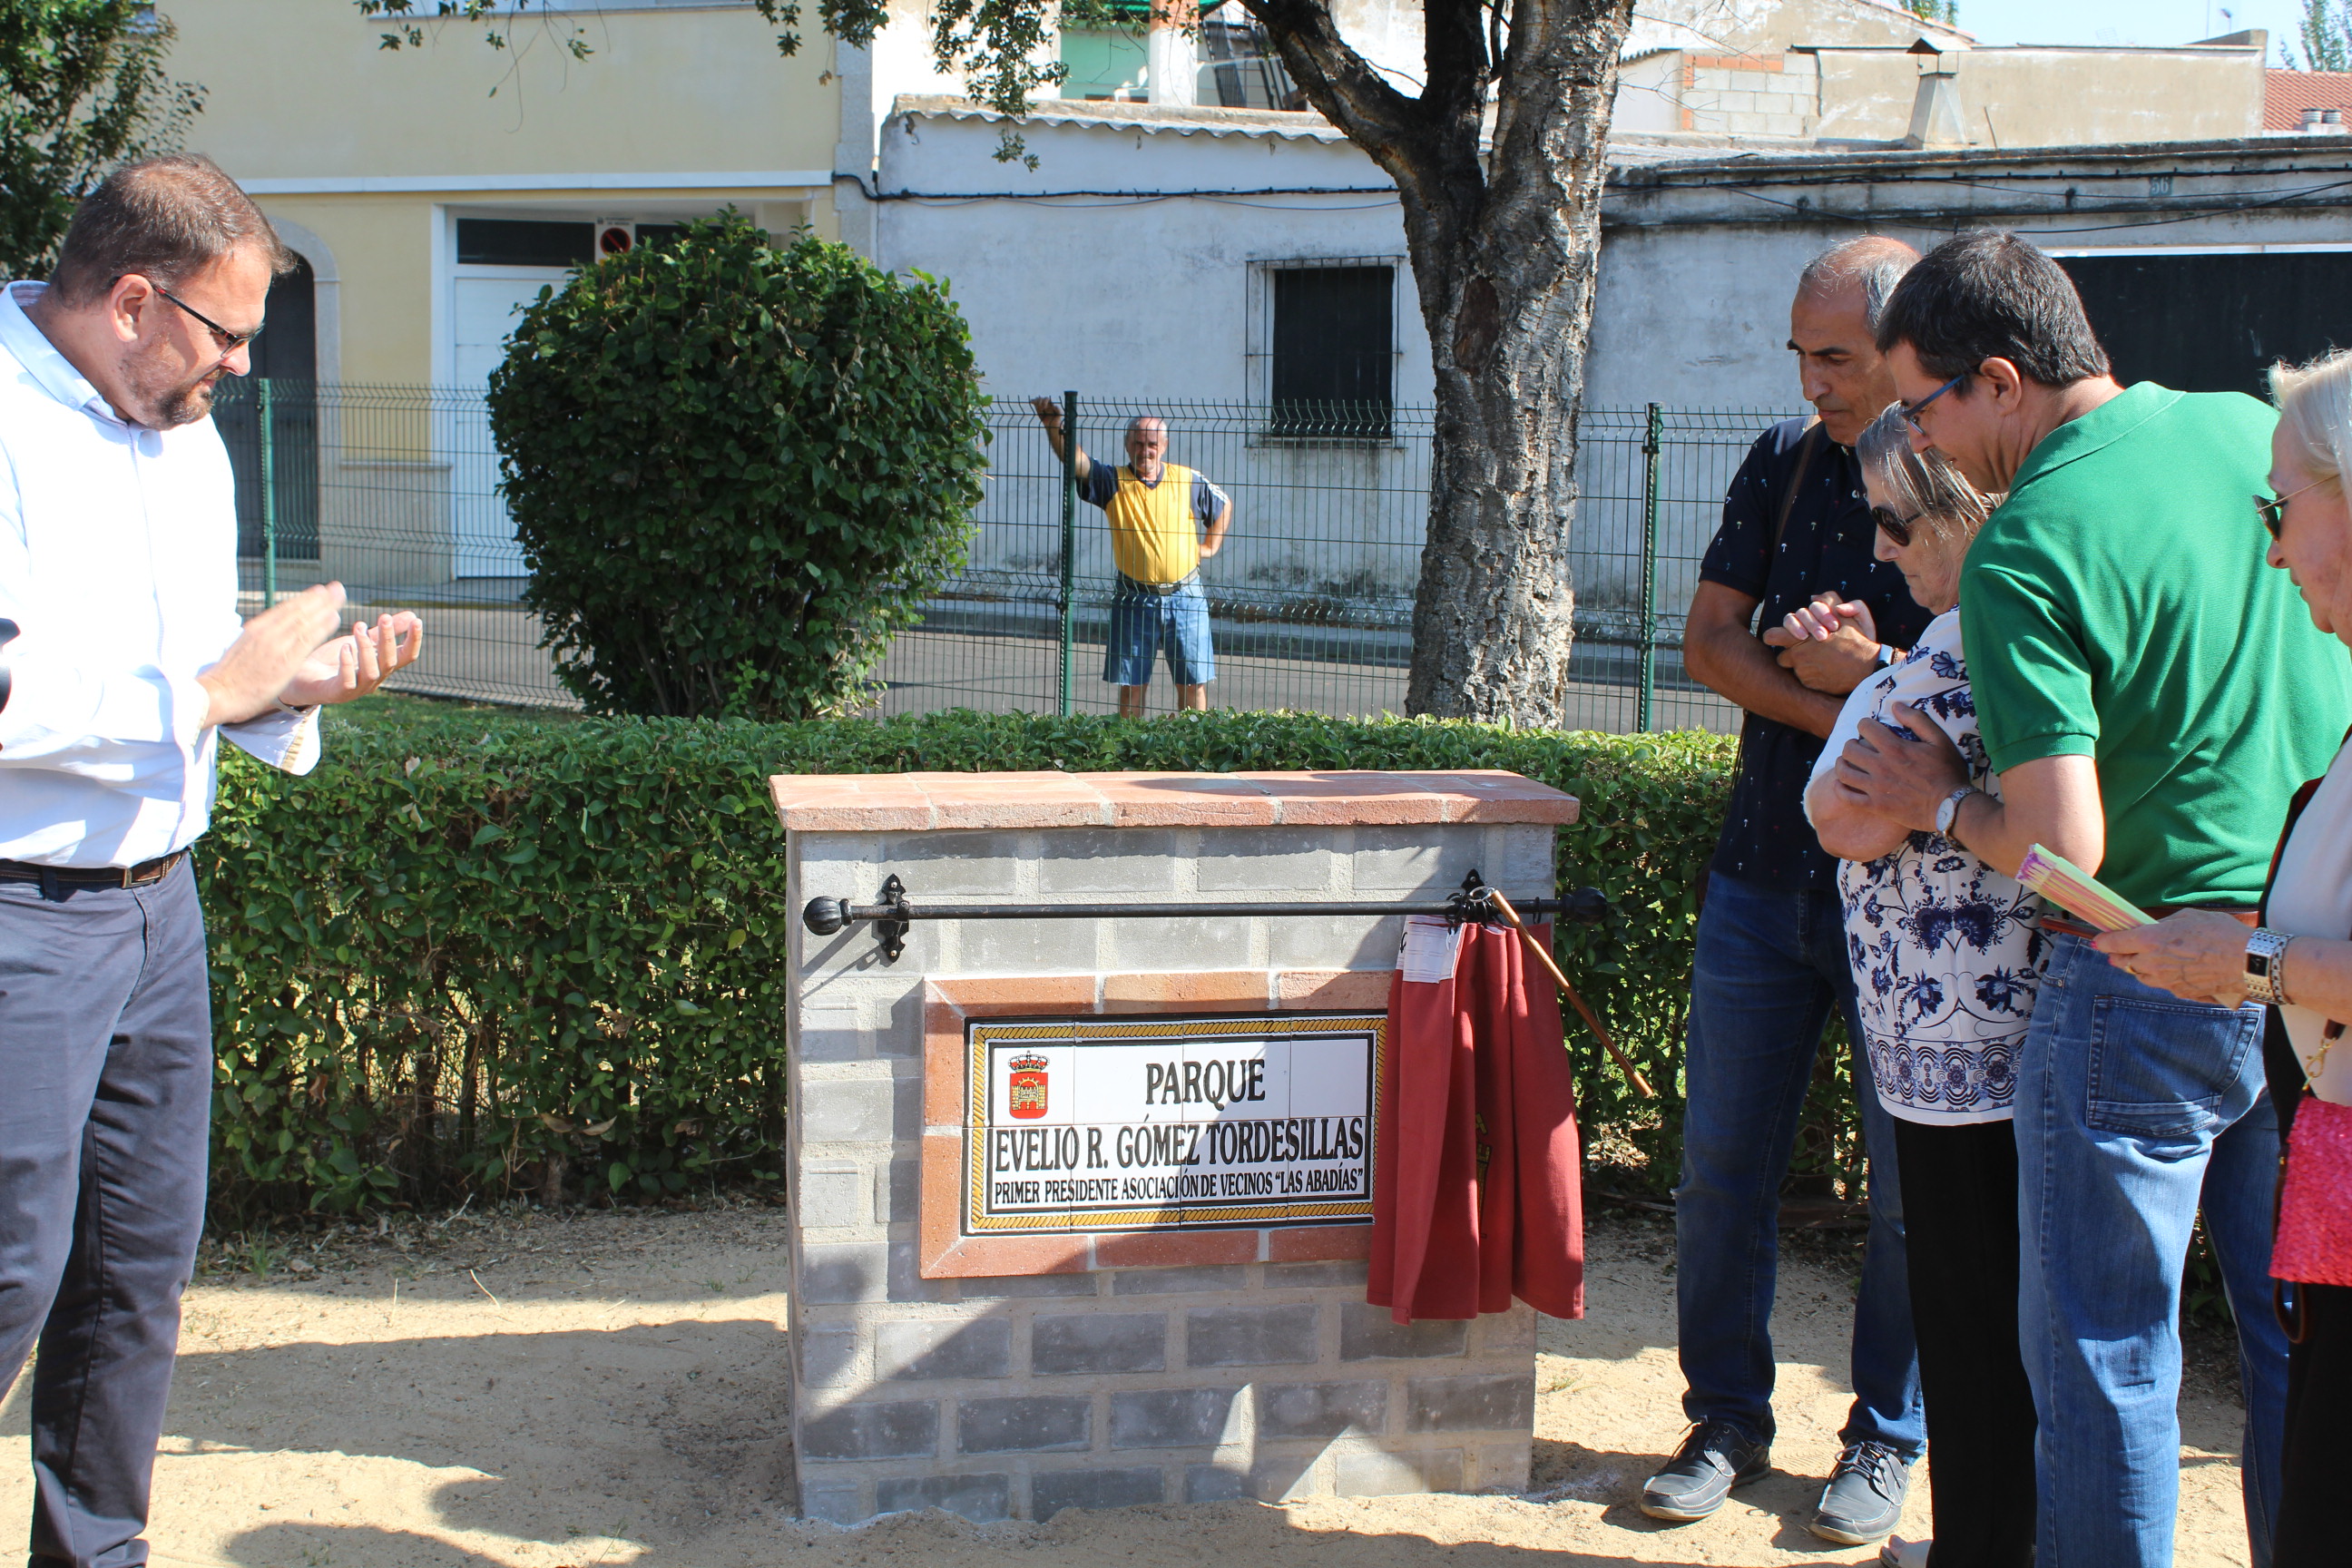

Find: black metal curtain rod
<box><xmin>803</xmin><ymin>871</ymin><xmax>1612</xmax><ymax>964</ymax></box>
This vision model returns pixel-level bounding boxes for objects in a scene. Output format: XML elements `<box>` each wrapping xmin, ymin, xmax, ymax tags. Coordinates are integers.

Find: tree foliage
<box><xmin>1900</xmin><ymin>0</ymin><xmax>1957</xmax><ymax>25</ymax></box>
<box><xmin>2287</xmin><ymin>0</ymin><xmax>2352</xmax><ymax>72</ymax></box>
<box><xmin>0</xmin><ymin>0</ymin><xmax>203</xmax><ymax>281</ymax></box>
<box><xmin>486</xmin><ymin>212</ymin><xmax>989</xmax><ymax>720</ymax></box>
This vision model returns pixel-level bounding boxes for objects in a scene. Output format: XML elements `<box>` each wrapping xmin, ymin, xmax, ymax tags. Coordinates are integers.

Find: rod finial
<box><xmin>803</xmin><ymin>897</ymin><xmax>850</xmax><ymax>936</ymax></box>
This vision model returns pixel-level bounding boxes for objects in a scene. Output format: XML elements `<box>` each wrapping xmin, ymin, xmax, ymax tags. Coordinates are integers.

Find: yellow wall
<box><xmin>161</xmin><ymin>1</ymin><xmax>842</xmax><ymax>384</ymax></box>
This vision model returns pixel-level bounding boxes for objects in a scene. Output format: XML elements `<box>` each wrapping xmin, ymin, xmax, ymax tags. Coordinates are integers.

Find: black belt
<box><xmin>0</xmin><ymin>850</ymin><xmax>186</xmax><ymax>890</ymax></box>
<box><xmin>1117</xmin><ymin>572</ymin><xmax>1200</xmax><ymax>598</ymax></box>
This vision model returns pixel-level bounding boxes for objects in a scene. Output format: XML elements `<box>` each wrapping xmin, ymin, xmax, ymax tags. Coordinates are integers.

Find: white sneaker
<box><xmin>1878</xmin><ymin>1539</ymin><xmax>1930</xmax><ymax>1568</ymax></box>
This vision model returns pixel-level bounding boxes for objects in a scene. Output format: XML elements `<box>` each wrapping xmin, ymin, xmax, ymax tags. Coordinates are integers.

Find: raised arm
<box><xmin>1031</xmin><ymin>395</ymin><xmax>1093</xmax><ymax>482</ymax></box>
<box><xmin>1683</xmin><ymin>581</ymin><xmax>1847</xmax><ymax>740</ymax></box>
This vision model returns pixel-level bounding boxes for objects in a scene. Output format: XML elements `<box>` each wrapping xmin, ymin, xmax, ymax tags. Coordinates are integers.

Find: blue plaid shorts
<box><xmin>1103</xmin><ymin>576</ymin><xmax>1215</xmax><ymax>686</ymax></box>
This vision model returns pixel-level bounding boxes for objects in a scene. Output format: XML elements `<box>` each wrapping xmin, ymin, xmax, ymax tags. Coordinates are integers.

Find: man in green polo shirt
<box><xmin>1828</xmin><ymin>230</ymin><xmax>2349</xmax><ymax>1568</ymax></box>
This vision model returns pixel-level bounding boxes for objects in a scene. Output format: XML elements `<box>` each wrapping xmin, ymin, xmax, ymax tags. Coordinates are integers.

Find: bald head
<box><xmin>1789</xmin><ymin>238</ymin><xmax>1918</xmax><ymax>447</ymax></box>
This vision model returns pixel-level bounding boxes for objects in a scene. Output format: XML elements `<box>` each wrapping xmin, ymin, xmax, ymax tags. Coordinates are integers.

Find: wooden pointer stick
<box><xmin>1485</xmin><ymin>887</ymin><xmax>1656</xmax><ymax>1100</ymax></box>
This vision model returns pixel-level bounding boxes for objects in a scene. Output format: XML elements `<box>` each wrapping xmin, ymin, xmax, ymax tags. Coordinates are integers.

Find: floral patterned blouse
<box><xmin>1805</xmin><ymin>608</ymin><xmax>2047</xmax><ymax>1125</ymax></box>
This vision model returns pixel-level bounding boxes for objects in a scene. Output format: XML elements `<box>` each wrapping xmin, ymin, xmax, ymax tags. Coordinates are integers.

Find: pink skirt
<box><xmin>2274</xmin><ymin>1093</ymin><xmax>2352</xmax><ymax>1288</ymax></box>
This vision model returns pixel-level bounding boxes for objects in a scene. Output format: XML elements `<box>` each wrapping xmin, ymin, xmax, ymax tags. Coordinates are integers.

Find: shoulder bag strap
<box><xmin>1770</xmin><ymin>420</ymin><xmax>1828</xmax><ymax>555</ymax></box>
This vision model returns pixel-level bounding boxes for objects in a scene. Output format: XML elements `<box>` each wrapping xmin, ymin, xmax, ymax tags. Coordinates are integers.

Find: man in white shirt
<box><xmin>0</xmin><ymin>155</ymin><xmax>421</xmax><ymax>1568</ymax></box>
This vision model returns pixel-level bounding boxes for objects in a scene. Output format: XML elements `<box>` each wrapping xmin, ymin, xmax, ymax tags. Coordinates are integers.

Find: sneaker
<box><xmin>1878</xmin><ymin>1539</ymin><xmax>1931</xmax><ymax>1568</ymax></box>
<box><xmin>1637</xmin><ymin>1419</ymin><xmax>1771</xmax><ymax>1523</ymax></box>
<box><xmin>1812</xmin><ymin>1440</ymin><xmax>1912</xmax><ymax>1545</ymax></box>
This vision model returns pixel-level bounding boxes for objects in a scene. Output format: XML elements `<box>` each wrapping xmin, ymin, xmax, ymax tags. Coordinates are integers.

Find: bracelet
<box><xmin>2246</xmin><ymin>927</ymin><xmax>2294</xmax><ymax>1007</ymax></box>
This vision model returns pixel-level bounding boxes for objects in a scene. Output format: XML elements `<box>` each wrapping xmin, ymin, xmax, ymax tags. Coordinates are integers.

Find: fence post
<box><xmin>1638</xmin><ymin>402</ymin><xmax>1661</xmax><ymax>733</ymax></box>
<box><xmin>259</xmin><ymin>378</ymin><xmax>278</xmax><ymax>611</ymax></box>
<box><xmin>1058</xmin><ymin>388</ymin><xmax>1077</xmax><ymax>717</ymax></box>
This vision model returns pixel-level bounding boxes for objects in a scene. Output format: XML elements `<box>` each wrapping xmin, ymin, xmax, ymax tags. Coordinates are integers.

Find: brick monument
<box><xmin>771</xmin><ymin>769</ymin><xmax>1579</xmax><ymax>1525</ymax></box>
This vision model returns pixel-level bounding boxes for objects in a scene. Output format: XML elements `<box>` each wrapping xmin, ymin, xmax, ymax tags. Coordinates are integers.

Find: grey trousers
<box><xmin>0</xmin><ymin>859</ymin><xmax>211</xmax><ymax>1568</ymax></box>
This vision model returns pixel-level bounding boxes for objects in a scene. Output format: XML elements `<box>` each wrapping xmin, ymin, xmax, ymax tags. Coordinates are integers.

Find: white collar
<box><xmin>0</xmin><ymin>280</ymin><xmax>128</xmax><ymax>426</ymax></box>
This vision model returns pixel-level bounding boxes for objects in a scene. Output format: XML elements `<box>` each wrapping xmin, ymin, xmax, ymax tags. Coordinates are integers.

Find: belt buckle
<box><xmin>120</xmin><ymin>864</ymin><xmax>136</xmax><ymax>889</ymax></box>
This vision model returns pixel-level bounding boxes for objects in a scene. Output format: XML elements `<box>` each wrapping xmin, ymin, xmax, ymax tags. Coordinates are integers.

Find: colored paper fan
<box><xmin>2015</xmin><ymin>843</ymin><xmax>2153</xmax><ymax>932</ymax></box>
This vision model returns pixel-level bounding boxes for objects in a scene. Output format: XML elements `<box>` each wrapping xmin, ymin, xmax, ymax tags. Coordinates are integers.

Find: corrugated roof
<box><xmin>2265</xmin><ymin>68</ymin><xmax>2352</xmax><ymax>131</ymax></box>
<box><xmin>889</xmin><ymin>93</ymin><xmax>1346</xmax><ymax>142</ymax></box>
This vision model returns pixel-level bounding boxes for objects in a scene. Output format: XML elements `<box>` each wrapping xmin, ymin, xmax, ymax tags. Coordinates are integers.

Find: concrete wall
<box><xmin>781</xmin><ymin>809</ymin><xmax>1553</xmax><ymax>1524</ymax></box>
<box><xmin>1810</xmin><ymin>46</ymin><xmax>2269</xmax><ymax>148</ymax></box>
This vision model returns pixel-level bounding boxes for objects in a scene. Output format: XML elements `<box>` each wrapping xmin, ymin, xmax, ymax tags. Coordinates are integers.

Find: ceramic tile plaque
<box><xmin>963</xmin><ymin>1011</ymin><xmax>1384</xmax><ymax>1236</ymax></box>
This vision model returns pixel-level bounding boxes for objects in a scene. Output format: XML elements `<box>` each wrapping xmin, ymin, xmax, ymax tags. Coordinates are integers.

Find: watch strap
<box><xmin>2246</xmin><ymin>927</ymin><xmax>2294</xmax><ymax>1007</ymax></box>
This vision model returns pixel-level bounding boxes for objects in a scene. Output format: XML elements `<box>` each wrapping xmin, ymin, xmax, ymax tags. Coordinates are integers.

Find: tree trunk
<box><xmin>1244</xmin><ymin>0</ymin><xmax>1636</xmax><ymax>725</ymax></box>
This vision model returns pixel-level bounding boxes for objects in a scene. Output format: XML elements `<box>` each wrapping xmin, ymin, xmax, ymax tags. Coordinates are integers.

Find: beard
<box><xmin>122</xmin><ymin>338</ymin><xmax>222</xmax><ymax>430</ymax></box>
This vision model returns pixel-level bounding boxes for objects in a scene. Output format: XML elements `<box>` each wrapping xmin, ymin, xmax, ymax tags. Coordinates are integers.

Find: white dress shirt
<box><xmin>0</xmin><ymin>280</ymin><xmax>318</xmax><ymax>868</ymax></box>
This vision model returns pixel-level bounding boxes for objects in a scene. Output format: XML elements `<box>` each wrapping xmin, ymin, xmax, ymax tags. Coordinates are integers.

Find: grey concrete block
<box><xmin>798</xmin><ymin>1079</ymin><xmax>896</xmax><ymax>1143</ymax></box>
<box><xmin>1339</xmin><ymin>1301</ymin><xmax>1468</xmax><ymax>1359</ymax></box>
<box><xmin>893</xmin><ymin>1073</ymin><xmax>921</xmax><ymax>1140</ymax></box>
<box><xmin>1194</xmin><ymin>828</ymin><xmax>1336</xmax><ymax>892</ymax></box>
<box><xmin>799</xmin><ymin>1400</ymin><xmax>939</xmax><ymax>1461</ymax></box>
<box><xmin>878</xmin><ymin>1318</ymin><xmax>1014</xmax><ymax>1382</ymax></box>
<box><xmin>957</xmin><ymin>1272</ymin><xmax>1101</xmax><ymax>1299</ymax></box>
<box><xmin>1105</xmin><ymin>915</ymin><xmax>1256</xmax><ymax>972</ymax></box>
<box><xmin>884</xmin><ymin>1158</ymin><xmax>919</xmax><ymax>1224</ymax></box>
<box><xmin>1253</xmin><ymin>1380</ymin><xmax>1388</xmax><ymax>1439</ymax></box>
<box><xmin>797</xmin><ymin>1477</ymin><xmax>867</xmax><ymax>1524</ymax></box>
<box><xmin>868</xmin><ymin>830</ymin><xmax>1024</xmax><ymax>896</ymax></box>
<box><xmin>1268</xmin><ymin>913</ymin><xmax>1398</xmax><ymax>971</ymax></box>
<box><xmin>1033</xmin><ymin>1312</ymin><xmax>1166</xmax><ymax>1374</ymax></box>
<box><xmin>874</xmin><ymin>1472</ymin><xmax>1013</xmax><ymax>1523</ymax></box>
<box><xmin>1036</xmin><ymin>829</ymin><xmax>1181</xmax><ymax>894</ymax></box>
<box><xmin>1185</xmin><ymin>1304</ymin><xmax>1318</xmax><ymax>1367</ymax></box>
<box><xmin>957</xmin><ymin>916</ymin><xmax>1103</xmax><ymax>973</ymax></box>
<box><xmin>799</xmin><ymin>1327</ymin><xmax>859</xmax><ymax>1387</ymax></box>
<box><xmin>1032</xmin><ymin>1466</ymin><xmax>1166</xmax><ymax>1520</ymax></box>
<box><xmin>1353</xmin><ymin>826</ymin><xmax>1482</xmax><ymax>894</ymax></box>
<box><xmin>887</xmin><ymin>1240</ymin><xmax>948</xmax><ymax>1303</ymax></box>
<box><xmin>1487</xmin><ymin>824</ymin><xmax>1556</xmax><ymax>894</ymax></box>
<box><xmin>796</xmin><ymin>1010</ymin><xmax>868</xmax><ymax>1063</ymax></box>
<box><xmin>795</xmin><ymin>1166</ymin><xmax>867</xmax><ymax>1230</ymax></box>
<box><xmin>1112</xmin><ymin>1265</ymin><xmax>1250</xmax><ymax>1295</ymax></box>
<box><xmin>1406</xmin><ymin>1374</ymin><xmax>1535</xmax><ymax>1433</ymax></box>
<box><xmin>1478</xmin><ymin>1306</ymin><xmax>1537</xmax><ymax>1353</ymax></box>
<box><xmin>1477</xmin><ymin>1440</ymin><xmax>1534</xmax><ymax>1490</ymax></box>
<box><xmin>1185</xmin><ymin>1455</ymin><xmax>1318</xmax><ymax>1504</ymax></box>
<box><xmin>1109</xmin><ymin>1386</ymin><xmax>1241</xmax><ymax>1449</ymax></box>
<box><xmin>1264</xmin><ymin>1259</ymin><xmax>1368</xmax><ymax>1289</ymax></box>
<box><xmin>877</xmin><ymin>986</ymin><xmax>924</xmax><ymax>1060</ymax></box>
<box><xmin>956</xmin><ymin>1396</ymin><xmax>1091</xmax><ymax>1454</ymax></box>
<box><xmin>799</xmin><ymin>1243</ymin><xmax>888</xmax><ymax>1305</ymax></box>
<box><xmin>1337</xmin><ymin>1449</ymin><xmax>1464</xmax><ymax>1497</ymax></box>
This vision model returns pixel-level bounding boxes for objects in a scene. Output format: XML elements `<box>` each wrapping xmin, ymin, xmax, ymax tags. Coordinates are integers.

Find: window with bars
<box><xmin>1262</xmin><ymin>262</ymin><xmax>1396</xmax><ymax>440</ymax></box>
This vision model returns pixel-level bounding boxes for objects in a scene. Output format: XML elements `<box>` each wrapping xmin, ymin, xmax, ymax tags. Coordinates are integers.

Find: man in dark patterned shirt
<box><xmin>1637</xmin><ymin>238</ymin><xmax>1936</xmax><ymax>1547</ymax></box>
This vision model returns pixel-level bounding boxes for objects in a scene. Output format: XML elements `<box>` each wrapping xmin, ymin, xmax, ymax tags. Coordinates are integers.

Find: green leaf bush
<box><xmin>487</xmin><ymin>213</ymin><xmax>989</xmax><ymax>719</ymax></box>
<box><xmin>200</xmin><ymin>706</ymin><xmax>1869</xmax><ymax>1219</ymax></box>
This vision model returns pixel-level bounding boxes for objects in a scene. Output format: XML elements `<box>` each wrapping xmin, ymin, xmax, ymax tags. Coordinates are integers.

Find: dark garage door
<box><xmin>2058</xmin><ymin>250</ymin><xmax>2352</xmax><ymax>397</ymax></box>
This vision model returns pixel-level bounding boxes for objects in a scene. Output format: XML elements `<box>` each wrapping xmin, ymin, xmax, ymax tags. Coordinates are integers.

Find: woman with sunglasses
<box><xmin>2094</xmin><ymin>346</ymin><xmax>2352</xmax><ymax>1567</ymax></box>
<box><xmin>1801</xmin><ymin>402</ymin><xmax>2037</xmax><ymax>1568</ymax></box>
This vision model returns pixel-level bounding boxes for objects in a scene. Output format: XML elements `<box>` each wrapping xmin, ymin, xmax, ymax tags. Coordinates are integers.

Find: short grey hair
<box><xmin>1798</xmin><ymin>237</ymin><xmax>1920</xmax><ymax>331</ymax></box>
<box><xmin>1125</xmin><ymin>415</ymin><xmax>1167</xmax><ymax>440</ymax></box>
<box><xmin>1855</xmin><ymin>403</ymin><xmax>1997</xmax><ymax>545</ymax></box>
<box><xmin>2272</xmin><ymin>348</ymin><xmax>2352</xmax><ymax>492</ymax></box>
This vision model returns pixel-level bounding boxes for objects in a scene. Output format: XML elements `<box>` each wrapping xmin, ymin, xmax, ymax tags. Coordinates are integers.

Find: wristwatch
<box><xmin>2245</xmin><ymin>927</ymin><xmax>2294</xmax><ymax>1006</ymax></box>
<box><xmin>1933</xmin><ymin>785</ymin><xmax>1976</xmax><ymax>838</ymax></box>
<box><xmin>1874</xmin><ymin>643</ymin><xmax>1901</xmax><ymax>669</ymax></box>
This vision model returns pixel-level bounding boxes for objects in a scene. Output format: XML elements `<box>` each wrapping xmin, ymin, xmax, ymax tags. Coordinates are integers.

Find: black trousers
<box><xmin>1892</xmin><ymin>1115</ymin><xmax>2037</xmax><ymax>1568</ymax></box>
<box><xmin>0</xmin><ymin>861</ymin><xmax>212</xmax><ymax>1568</ymax></box>
<box><xmin>2277</xmin><ymin>1279</ymin><xmax>2352</xmax><ymax>1566</ymax></box>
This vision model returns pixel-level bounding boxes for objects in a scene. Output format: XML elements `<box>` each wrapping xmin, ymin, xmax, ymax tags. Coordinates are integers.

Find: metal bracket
<box><xmin>874</xmin><ymin>873</ymin><xmax>910</xmax><ymax>965</ymax></box>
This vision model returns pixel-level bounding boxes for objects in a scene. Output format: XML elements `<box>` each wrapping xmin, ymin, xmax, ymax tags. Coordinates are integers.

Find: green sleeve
<box><xmin>1960</xmin><ymin>560</ymin><xmax>2100</xmax><ymax>773</ymax></box>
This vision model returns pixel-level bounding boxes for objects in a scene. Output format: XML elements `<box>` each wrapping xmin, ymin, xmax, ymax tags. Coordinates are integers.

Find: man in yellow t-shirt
<box><xmin>1034</xmin><ymin>397</ymin><xmax>1232</xmax><ymax>717</ymax></box>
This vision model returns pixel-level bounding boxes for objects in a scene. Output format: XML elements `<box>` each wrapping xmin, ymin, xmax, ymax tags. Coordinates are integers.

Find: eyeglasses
<box><xmin>152</xmin><ymin>285</ymin><xmax>263</xmax><ymax>357</ymax></box>
<box><xmin>1900</xmin><ymin>372</ymin><xmax>1969</xmax><ymax>431</ymax></box>
<box><xmin>2255</xmin><ymin>475</ymin><xmax>2334</xmax><ymax>540</ymax></box>
<box><xmin>1872</xmin><ymin>505</ymin><xmax>1923</xmax><ymax>546</ymax></box>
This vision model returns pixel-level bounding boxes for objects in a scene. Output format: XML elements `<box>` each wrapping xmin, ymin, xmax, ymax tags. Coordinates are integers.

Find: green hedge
<box><xmin>201</xmin><ymin>704</ymin><xmax>1825</xmax><ymax>1218</ymax></box>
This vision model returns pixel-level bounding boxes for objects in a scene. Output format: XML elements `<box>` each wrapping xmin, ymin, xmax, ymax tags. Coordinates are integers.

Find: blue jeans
<box><xmin>2017</xmin><ymin>931</ymin><xmax>2287</xmax><ymax>1568</ymax></box>
<box><xmin>1673</xmin><ymin>870</ymin><xmax>1925</xmax><ymax>1456</ymax></box>
<box><xmin>1103</xmin><ymin>577</ymin><xmax>1215</xmax><ymax>687</ymax></box>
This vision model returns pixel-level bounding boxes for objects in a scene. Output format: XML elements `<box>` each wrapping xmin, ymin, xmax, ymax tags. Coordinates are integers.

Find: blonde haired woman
<box><xmin>2099</xmin><ymin>347</ymin><xmax>2352</xmax><ymax>1566</ymax></box>
<box><xmin>1803</xmin><ymin>405</ymin><xmax>2037</xmax><ymax>1568</ymax></box>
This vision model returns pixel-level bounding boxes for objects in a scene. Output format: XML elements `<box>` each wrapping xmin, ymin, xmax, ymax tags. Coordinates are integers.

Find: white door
<box><xmin>450</xmin><ymin>268</ymin><xmax>568</xmax><ymax>577</ymax></box>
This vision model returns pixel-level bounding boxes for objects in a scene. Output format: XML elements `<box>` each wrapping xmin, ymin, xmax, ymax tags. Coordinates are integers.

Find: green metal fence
<box><xmin>216</xmin><ymin>380</ymin><xmax>1797</xmax><ymax>731</ymax></box>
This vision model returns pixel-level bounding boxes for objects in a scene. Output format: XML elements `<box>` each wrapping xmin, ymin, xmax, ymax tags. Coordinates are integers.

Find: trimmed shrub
<box><xmin>487</xmin><ymin>213</ymin><xmax>989</xmax><ymax>720</ymax></box>
<box><xmin>202</xmin><ymin>706</ymin><xmax>1827</xmax><ymax>1218</ymax></box>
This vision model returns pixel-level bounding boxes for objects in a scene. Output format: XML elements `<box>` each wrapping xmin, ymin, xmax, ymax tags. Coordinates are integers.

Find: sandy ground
<box><xmin>0</xmin><ymin>1203</ymin><xmax>2254</xmax><ymax>1568</ymax></box>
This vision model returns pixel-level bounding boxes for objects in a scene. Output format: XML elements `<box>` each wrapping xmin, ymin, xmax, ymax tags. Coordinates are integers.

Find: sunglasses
<box><xmin>152</xmin><ymin>284</ymin><xmax>264</xmax><ymax>357</ymax></box>
<box><xmin>1900</xmin><ymin>372</ymin><xmax>1969</xmax><ymax>431</ymax></box>
<box><xmin>2255</xmin><ymin>475</ymin><xmax>2334</xmax><ymax>540</ymax></box>
<box><xmin>1873</xmin><ymin>505</ymin><xmax>1923</xmax><ymax>546</ymax></box>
